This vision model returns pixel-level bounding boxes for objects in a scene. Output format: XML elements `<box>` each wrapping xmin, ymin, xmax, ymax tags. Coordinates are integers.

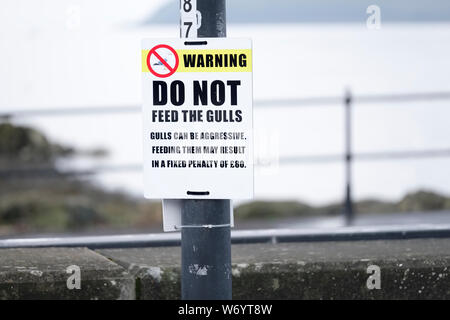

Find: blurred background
<box><xmin>1</xmin><ymin>0</ymin><xmax>450</xmax><ymax>238</ymax></box>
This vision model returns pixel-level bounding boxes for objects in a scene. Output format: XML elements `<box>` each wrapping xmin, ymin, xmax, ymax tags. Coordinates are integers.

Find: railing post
<box><xmin>180</xmin><ymin>0</ymin><xmax>232</xmax><ymax>300</ymax></box>
<box><xmin>344</xmin><ymin>89</ymin><xmax>354</xmax><ymax>225</ymax></box>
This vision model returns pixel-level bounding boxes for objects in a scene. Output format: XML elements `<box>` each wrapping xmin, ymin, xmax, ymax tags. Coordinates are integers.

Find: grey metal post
<box><xmin>344</xmin><ymin>89</ymin><xmax>354</xmax><ymax>225</ymax></box>
<box><xmin>180</xmin><ymin>0</ymin><xmax>232</xmax><ymax>300</ymax></box>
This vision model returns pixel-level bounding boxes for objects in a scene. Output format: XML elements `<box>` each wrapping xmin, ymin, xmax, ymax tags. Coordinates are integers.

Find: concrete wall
<box><xmin>0</xmin><ymin>238</ymin><xmax>449</xmax><ymax>299</ymax></box>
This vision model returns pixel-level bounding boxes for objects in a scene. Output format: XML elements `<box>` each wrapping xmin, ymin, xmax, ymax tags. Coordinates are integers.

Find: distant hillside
<box><xmin>144</xmin><ymin>0</ymin><xmax>450</xmax><ymax>25</ymax></box>
<box><xmin>235</xmin><ymin>190</ymin><xmax>450</xmax><ymax>220</ymax></box>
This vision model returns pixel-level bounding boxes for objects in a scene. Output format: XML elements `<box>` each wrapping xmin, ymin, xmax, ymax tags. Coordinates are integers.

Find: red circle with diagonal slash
<box><xmin>147</xmin><ymin>44</ymin><xmax>179</xmax><ymax>78</ymax></box>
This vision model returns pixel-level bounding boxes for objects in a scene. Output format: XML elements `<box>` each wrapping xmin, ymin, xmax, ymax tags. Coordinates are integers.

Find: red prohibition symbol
<box><xmin>147</xmin><ymin>44</ymin><xmax>179</xmax><ymax>78</ymax></box>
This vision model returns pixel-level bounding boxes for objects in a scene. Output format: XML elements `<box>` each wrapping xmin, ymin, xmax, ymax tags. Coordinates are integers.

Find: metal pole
<box><xmin>181</xmin><ymin>200</ymin><xmax>231</xmax><ymax>299</ymax></box>
<box><xmin>344</xmin><ymin>89</ymin><xmax>354</xmax><ymax>225</ymax></box>
<box><xmin>180</xmin><ymin>0</ymin><xmax>232</xmax><ymax>300</ymax></box>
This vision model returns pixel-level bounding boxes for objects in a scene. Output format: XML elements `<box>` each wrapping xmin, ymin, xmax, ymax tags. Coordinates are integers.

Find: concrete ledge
<box><xmin>0</xmin><ymin>248</ymin><xmax>135</xmax><ymax>300</ymax></box>
<box><xmin>99</xmin><ymin>238</ymin><xmax>450</xmax><ymax>300</ymax></box>
<box><xmin>99</xmin><ymin>246</ymin><xmax>181</xmax><ymax>300</ymax></box>
<box><xmin>229</xmin><ymin>239</ymin><xmax>450</xmax><ymax>299</ymax></box>
<box><xmin>0</xmin><ymin>239</ymin><xmax>449</xmax><ymax>299</ymax></box>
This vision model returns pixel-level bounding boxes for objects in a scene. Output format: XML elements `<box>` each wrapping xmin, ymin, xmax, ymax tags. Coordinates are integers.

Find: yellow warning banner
<box><xmin>142</xmin><ymin>49</ymin><xmax>252</xmax><ymax>73</ymax></box>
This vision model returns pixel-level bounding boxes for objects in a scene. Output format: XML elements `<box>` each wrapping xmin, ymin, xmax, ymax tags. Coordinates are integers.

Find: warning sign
<box><xmin>142</xmin><ymin>38</ymin><xmax>253</xmax><ymax>199</ymax></box>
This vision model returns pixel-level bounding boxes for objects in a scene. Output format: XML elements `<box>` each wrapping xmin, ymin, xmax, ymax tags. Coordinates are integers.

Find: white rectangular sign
<box><xmin>142</xmin><ymin>38</ymin><xmax>253</xmax><ymax>199</ymax></box>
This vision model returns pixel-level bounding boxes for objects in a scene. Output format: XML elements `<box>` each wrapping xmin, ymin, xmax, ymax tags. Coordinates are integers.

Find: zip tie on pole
<box><xmin>174</xmin><ymin>223</ymin><xmax>231</xmax><ymax>230</ymax></box>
